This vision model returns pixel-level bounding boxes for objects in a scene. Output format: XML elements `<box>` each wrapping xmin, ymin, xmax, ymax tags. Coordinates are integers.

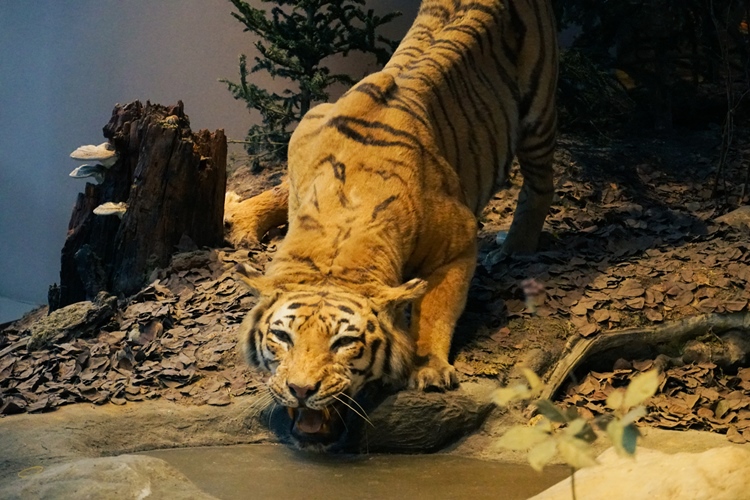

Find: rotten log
<box><xmin>58</xmin><ymin>100</ymin><xmax>226</xmax><ymax>307</ymax></box>
<box><xmin>541</xmin><ymin>312</ymin><xmax>750</xmax><ymax>401</ymax></box>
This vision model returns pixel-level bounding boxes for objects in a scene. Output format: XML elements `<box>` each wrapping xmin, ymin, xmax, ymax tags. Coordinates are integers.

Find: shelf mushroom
<box><xmin>93</xmin><ymin>202</ymin><xmax>128</xmax><ymax>219</ymax></box>
<box><xmin>70</xmin><ymin>142</ymin><xmax>118</xmax><ymax>167</ymax></box>
<box><xmin>68</xmin><ymin>142</ymin><xmax>118</xmax><ymax>184</ymax></box>
<box><xmin>69</xmin><ymin>164</ymin><xmax>107</xmax><ymax>184</ymax></box>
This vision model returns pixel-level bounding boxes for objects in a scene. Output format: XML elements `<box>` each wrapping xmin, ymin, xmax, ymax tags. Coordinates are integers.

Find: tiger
<box><xmin>232</xmin><ymin>0</ymin><xmax>558</xmax><ymax>447</ymax></box>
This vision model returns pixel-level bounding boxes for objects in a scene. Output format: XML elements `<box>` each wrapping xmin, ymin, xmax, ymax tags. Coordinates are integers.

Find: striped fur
<box><xmin>234</xmin><ymin>0</ymin><xmax>558</xmax><ymax>435</ymax></box>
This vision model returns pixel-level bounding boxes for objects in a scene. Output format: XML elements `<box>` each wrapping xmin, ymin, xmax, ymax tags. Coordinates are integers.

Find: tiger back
<box><xmin>234</xmin><ymin>0</ymin><xmax>558</xmax><ymax>448</ymax></box>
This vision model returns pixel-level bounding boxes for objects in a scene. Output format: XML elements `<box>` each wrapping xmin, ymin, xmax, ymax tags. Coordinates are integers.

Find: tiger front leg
<box><xmin>408</xmin><ymin>244</ymin><xmax>477</xmax><ymax>391</ymax></box>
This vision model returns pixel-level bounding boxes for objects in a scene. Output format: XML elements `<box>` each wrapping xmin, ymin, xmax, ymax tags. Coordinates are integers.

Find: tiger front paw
<box><xmin>408</xmin><ymin>357</ymin><xmax>459</xmax><ymax>391</ymax></box>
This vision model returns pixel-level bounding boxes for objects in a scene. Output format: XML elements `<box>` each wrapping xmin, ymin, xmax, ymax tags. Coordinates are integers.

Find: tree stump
<box><xmin>58</xmin><ymin>101</ymin><xmax>226</xmax><ymax>307</ymax></box>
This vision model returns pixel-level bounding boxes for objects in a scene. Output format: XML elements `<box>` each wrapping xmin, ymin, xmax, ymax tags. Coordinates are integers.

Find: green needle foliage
<box><xmin>222</xmin><ymin>0</ymin><xmax>401</xmax><ymax>169</ymax></box>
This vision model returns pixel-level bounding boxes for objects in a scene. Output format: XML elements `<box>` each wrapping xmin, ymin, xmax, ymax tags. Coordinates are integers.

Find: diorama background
<box><xmin>0</xmin><ymin>0</ymin><xmax>417</xmax><ymax>322</ymax></box>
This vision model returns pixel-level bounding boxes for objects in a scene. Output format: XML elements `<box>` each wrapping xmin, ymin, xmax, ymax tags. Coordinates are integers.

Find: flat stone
<box><xmin>531</xmin><ymin>446</ymin><xmax>750</xmax><ymax>500</ymax></box>
<box><xmin>0</xmin><ymin>455</ymin><xmax>215</xmax><ymax>500</ymax></box>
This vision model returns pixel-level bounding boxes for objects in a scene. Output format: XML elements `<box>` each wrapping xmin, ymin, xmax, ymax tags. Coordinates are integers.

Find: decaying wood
<box><xmin>58</xmin><ymin>100</ymin><xmax>226</xmax><ymax>307</ymax></box>
<box><xmin>224</xmin><ymin>180</ymin><xmax>289</xmax><ymax>247</ymax></box>
<box><xmin>542</xmin><ymin>312</ymin><xmax>750</xmax><ymax>400</ymax></box>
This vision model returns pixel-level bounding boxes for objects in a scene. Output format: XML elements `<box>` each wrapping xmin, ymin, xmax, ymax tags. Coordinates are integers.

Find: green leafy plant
<box><xmin>494</xmin><ymin>367</ymin><xmax>660</xmax><ymax>498</ymax></box>
<box><xmin>221</xmin><ymin>0</ymin><xmax>401</xmax><ymax>169</ymax></box>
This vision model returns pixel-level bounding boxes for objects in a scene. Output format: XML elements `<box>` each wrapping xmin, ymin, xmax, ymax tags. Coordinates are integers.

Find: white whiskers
<box><xmin>329</xmin><ymin>404</ymin><xmax>349</xmax><ymax>433</ymax></box>
<box><xmin>333</xmin><ymin>393</ymin><xmax>374</xmax><ymax>428</ymax></box>
<box><xmin>241</xmin><ymin>387</ymin><xmax>275</xmax><ymax>421</ymax></box>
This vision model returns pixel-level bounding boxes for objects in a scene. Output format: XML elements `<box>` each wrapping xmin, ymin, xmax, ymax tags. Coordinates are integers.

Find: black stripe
<box><xmin>297</xmin><ymin>214</ymin><xmax>323</xmax><ymax>231</ymax></box>
<box><xmin>397</xmin><ymin>71</ymin><xmax>460</xmax><ymax>165</ymax></box>
<box><xmin>338</xmin><ymin>304</ymin><xmax>355</xmax><ymax>315</ymax></box>
<box><xmin>371</xmin><ymin>195</ymin><xmax>398</xmax><ymax>221</ymax></box>
<box><xmin>444</xmin><ymin>24</ymin><xmax>484</xmax><ymax>54</ymax></box>
<box><xmin>311</xmin><ymin>185</ymin><xmax>320</xmax><ymax>212</ymax></box>
<box><xmin>350</xmin><ymin>345</ymin><xmax>365</xmax><ymax>361</ymax></box>
<box><xmin>323</xmin><ymin>155</ymin><xmax>346</xmax><ymax>183</ymax></box>
<box><xmin>363</xmin><ymin>338</ymin><xmax>383</xmax><ymax>376</ymax></box>
<box><xmin>429</xmin><ymin>38</ymin><xmax>502</xmax><ymax>210</ymax></box>
<box><xmin>381</xmin><ymin>336</ymin><xmax>393</xmax><ymax>378</ymax></box>
<box><xmin>352</xmin><ymin>82</ymin><xmax>389</xmax><ymax>105</ymax></box>
<box><xmin>247</xmin><ymin>327</ymin><xmax>261</xmax><ymax>367</ymax></box>
<box><xmin>327</xmin><ymin>116</ymin><xmax>417</xmax><ymax>150</ymax></box>
<box><xmin>284</xmin><ymin>253</ymin><xmax>321</xmax><ymax>273</ymax></box>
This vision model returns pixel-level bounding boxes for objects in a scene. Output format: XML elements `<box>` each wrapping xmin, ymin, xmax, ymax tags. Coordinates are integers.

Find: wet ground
<box><xmin>144</xmin><ymin>444</ymin><xmax>571</xmax><ymax>500</ymax></box>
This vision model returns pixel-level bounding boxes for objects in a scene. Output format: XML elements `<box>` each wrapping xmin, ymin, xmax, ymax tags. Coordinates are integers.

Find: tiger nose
<box><xmin>288</xmin><ymin>381</ymin><xmax>320</xmax><ymax>402</ymax></box>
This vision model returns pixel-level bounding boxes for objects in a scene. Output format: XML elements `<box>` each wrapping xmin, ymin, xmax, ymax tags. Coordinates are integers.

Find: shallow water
<box><xmin>144</xmin><ymin>444</ymin><xmax>569</xmax><ymax>500</ymax></box>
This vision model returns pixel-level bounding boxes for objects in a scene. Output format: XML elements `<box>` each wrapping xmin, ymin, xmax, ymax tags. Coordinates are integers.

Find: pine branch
<box><xmin>223</xmin><ymin>0</ymin><xmax>402</xmax><ymax>166</ymax></box>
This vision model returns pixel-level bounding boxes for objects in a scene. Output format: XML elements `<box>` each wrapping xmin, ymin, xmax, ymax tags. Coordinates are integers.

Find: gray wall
<box><xmin>0</xmin><ymin>0</ymin><xmax>417</xmax><ymax>317</ymax></box>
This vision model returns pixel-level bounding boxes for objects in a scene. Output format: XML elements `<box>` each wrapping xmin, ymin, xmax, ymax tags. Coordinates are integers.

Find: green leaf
<box><xmin>621</xmin><ymin>423</ymin><xmax>641</xmax><ymax>455</ymax></box>
<box><xmin>623</xmin><ymin>369</ymin><xmax>659</xmax><ymax>409</ymax></box>
<box><xmin>564</xmin><ymin>418</ymin><xmax>597</xmax><ymax>444</ymax></box>
<box><xmin>607</xmin><ymin>418</ymin><xmax>641</xmax><ymax>456</ymax></box>
<box><xmin>528</xmin><ymin>438</ymin><xmax>558</xmax><ymax>472</ymax></box>
<box><xmin>606</xmin><ymin>389</ymin><xmax>625</xmax><ymax>411</ymax></box>
<box><xmin>608</xmin><ymin>419</ymin><xmax>640</xmax><ymax>456</ymax></box>
<box><xmin>606</xmin><ymin>419</ymin><xmax>624</xmax><ymax>455</ymax></box>
<box><xmin>620</xmin><ymin>406</ymin><xmax>647</xmax><ymax>426</ymax></box>
<box><xmin>535</xmin><ymin>399</ymin><xmax>570</xmax><ymax>423</ymax></box>
<box><xmin>492</xmin><ymin>384</ymin><xmax>533</xmax><ymax>406</ymax></box>
<box><xmin>556</xmin><ymin>435</ymin><xmax>598</xmax><ymax>469</ymax></box>
<box><xmin>496</xmin><ymin>425</ymin><xmax>550</xmax><ymax>451</ymax></box>
<box><xmin>521</xmin><ymin>367</ymin><xmax>544</xmax><ymax>395</ymax></box>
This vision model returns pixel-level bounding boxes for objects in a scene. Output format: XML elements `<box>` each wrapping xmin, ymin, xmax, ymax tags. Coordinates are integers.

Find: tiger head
<box><xmin>235</xmin><ymin>264</ymin><xmax>427</xmax><ymax>447</ymax></box>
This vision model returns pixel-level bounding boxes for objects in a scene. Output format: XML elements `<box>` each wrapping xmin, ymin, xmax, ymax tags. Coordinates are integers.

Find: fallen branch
<box><xmin>542</xmin><ymin>312</ymin><xmax>750</xmax><ymax>400</ymax></box>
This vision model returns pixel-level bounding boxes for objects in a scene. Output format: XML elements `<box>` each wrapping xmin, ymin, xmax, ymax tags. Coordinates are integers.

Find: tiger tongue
<box><xmin>295</xmin><ymin>408</ymin><xmax>325</xmax><ymax>434</ymax></box>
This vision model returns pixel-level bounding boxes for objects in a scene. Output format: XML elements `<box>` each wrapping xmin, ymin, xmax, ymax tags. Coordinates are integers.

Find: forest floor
<box><xmin>1</xmin><ymin>127</ymin><xmax>750</xmax><ymax>445</ymax></box>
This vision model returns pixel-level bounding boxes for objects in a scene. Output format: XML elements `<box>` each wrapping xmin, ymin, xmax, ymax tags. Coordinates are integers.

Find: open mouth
<box><xmin>287</xmin><ymin>402</ymin><xmax>347</xmax><ymax>444</ymax></box>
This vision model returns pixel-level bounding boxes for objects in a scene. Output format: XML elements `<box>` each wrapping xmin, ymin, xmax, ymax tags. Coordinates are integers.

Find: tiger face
<box><xmin>235</xmin><ymin>264</ymin><xmax>426</xmax><ymax>446</ymax></box>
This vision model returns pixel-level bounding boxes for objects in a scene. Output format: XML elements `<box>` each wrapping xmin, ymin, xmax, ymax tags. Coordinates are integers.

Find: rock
<box><xmin>350</xmin><ymin>381</ymin><xmax>496</xmax><ymax>453</ymax></box>
<box><xmin>0</xmin><ymin>455</ymin><xmax>216</xmax><ymax>500</ymax></box>
<box><xmin>715</xmin><ymin>206</ymin><xmax>750</xmax><ymax>230</ymax></box>
<box><xmin>26</xmin><ymin>291</ymin><xmax>116</xmax><ymax>349</ymax></box>
<box><xmin>531</xmin><ymin>446</ymin><xmax>750</xmax><ymax>500</ymax></box>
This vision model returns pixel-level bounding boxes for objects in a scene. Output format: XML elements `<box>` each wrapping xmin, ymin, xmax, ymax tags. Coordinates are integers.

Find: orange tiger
<box><xmin>231</xmin><ymin>0</ymin><xmax>558</xmax><ymax>446</ymax></box>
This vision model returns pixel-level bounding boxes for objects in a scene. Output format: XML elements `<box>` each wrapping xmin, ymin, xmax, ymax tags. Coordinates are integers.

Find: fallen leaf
<box><xmin>579</xmin><ymin>323</ymin><xmax>599</xmax><ymax>337</ymax></box>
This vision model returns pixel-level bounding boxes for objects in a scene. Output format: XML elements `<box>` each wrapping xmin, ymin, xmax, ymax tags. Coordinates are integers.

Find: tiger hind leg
<box><xmin>224</xmin><ymin>180</ymin><xmax>289</xmax><ymax>247</ymax></box>
<box><xmin>502</xmin><ymin>128</ymin><xmax>556</xmax><ymax>255</ymax></box>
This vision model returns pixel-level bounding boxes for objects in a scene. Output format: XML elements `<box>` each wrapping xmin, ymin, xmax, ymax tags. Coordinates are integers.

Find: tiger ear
<box><xmin>371</xmin><ymin>278</ymin><xmax>428</xmax><ymax>309</ymax></box>
<box><xmin>234</xmin><ymin>263</ymin><xmax>276</xmax><ymax>297</ymax></box>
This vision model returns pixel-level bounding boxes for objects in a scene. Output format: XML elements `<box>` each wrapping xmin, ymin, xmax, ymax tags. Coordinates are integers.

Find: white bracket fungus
<box><xmin>93</xmin><ymin>202</ymin><xmax>128</xmax><ymax>219</ymax></box>
<box><xmin>69</xmin><ymin>164</ymin><xmax>107</xmax><ymax>184</ymax></box>
<box><xmin>70</xmin><ymin>142</ymin><xmax>118</xmax><ymax>168</ymax></box>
